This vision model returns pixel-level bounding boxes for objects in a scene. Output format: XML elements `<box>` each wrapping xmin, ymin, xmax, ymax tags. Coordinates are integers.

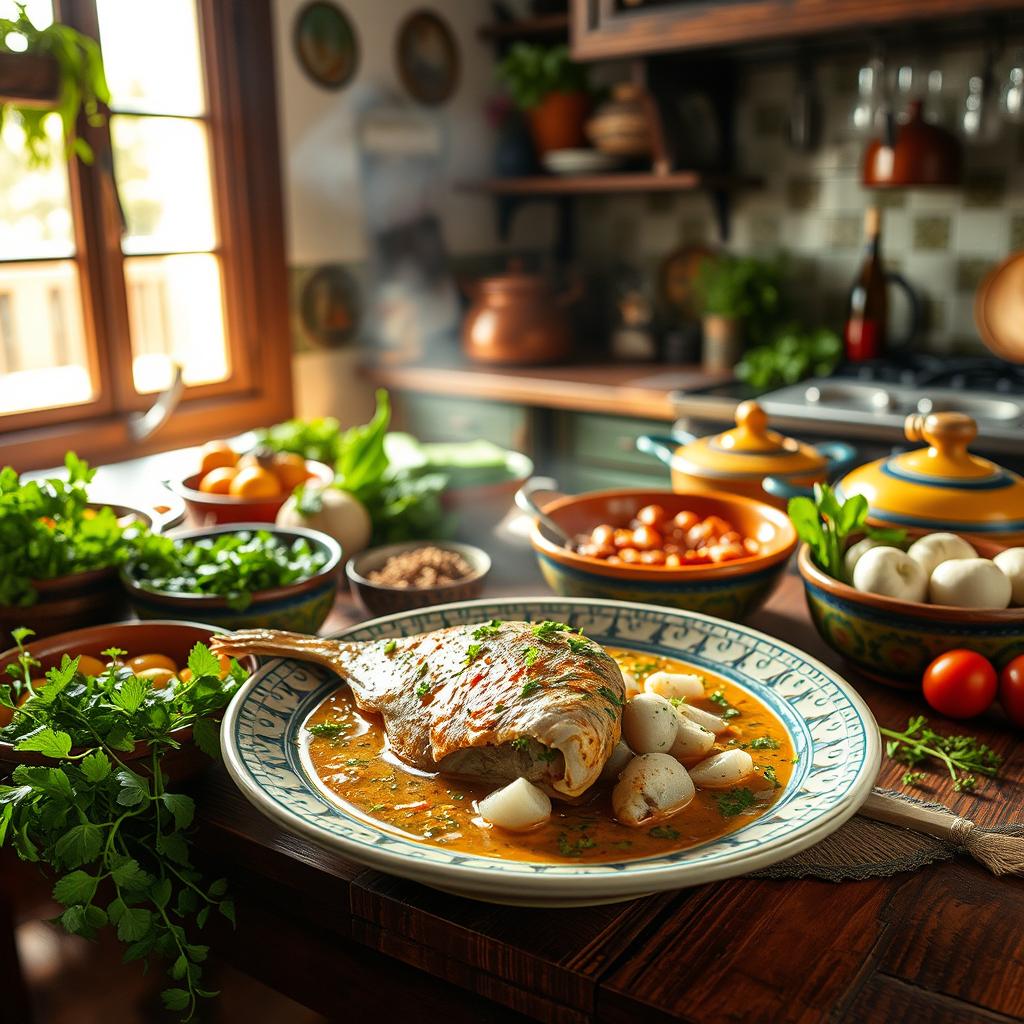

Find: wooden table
<box><xmin>193</xmin><ymin>569</ymin><xmax>1024</xmax><ymax>1024</ymax></box>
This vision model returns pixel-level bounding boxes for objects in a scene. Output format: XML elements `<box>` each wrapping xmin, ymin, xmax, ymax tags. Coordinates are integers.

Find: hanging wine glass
<box><xmin>852</xmin><ymin>52</ymin><xmax>887</xmax><ymax>134</ymax></box>
<box><xmin>962</xmin><ymin>46</ymin><xmax>1002</xmax><ymax>143</ymax></box>
<box><xmin>1001</xmin><ymin>50</ymin><xmax>1024</xmax><ymax>124</ymax></box>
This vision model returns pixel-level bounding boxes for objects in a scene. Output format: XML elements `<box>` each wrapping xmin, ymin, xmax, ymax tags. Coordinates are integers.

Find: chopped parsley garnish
<box><xmin>523</xmin><ymin>646</ymin><xmax>540</xmax><ymax>669</ymax></box>
<box><xmin>597</xmin><ymin>685</ymin><xmax>625</xmax><ymax>708</ymax></box>
<box><xmin>537</xmin><ymin>747</ymin><xmax>558</xmax><ymax>763</ymax></box>
<box><xmin>510</xmin><ymin>737</ymin><xmax>531</xmax><ymax>751</ymax></box>
<box><xmin>384</xmin><ymin>639</ymin><xmax>397</xmax><ymax>655</ymax></box>
<box><xmin>565</xmin><ymin>634</ymin><xmax>591</xmax><ymax>654</ymax></box>
<box><xmin>715</xmin><ymin>787</ymin><xmax>756</xmax><ymax>818</ymax></box>
<box><xmin>472</xmin><ymin>620</ymin><xmax>503</xmax><ymax>639</ymax></box>
<box><xmin>902</xmin><ymin>771</ymin><xmax>925</xmax><ymax>786</ymax></box>
<box><xmin>648</xmin><ymin>825</ymin><xmax>681</xmax><ymax>840</ymax></box>
<box><xmin>368</xmin><ymin>803</ymin><xmax>387</xmax><ymax>812</ymax></box>
<box><xmin>416</xmin><ymin>662</ymin><xmax>428</xmax><ymax>679</ymax></box>
<box><xmin>632</xmin><ymin>661</ymin><xmax>660</xmax><ymax>676</ymax></box>
<box><xmin>307</xmin><ymin>722</ymin><xmax>347</xmax><ymax>738</ymax></box>
<box><xmin>494</xmin><ymin>702</ymin><xmax>505</xmax><ymax>713</ymax></box>
<box><xmin>521</xmin><ymin>679</ymin><xmax>542</xmax><ymax>698</ymax></box>
<box><xmin>557</xmin><ymin>831</ymin><xmax>596</xmax><ymax>857</ymax></box>
<box><xmin>747</xmin><ymin>736</ymin><xmax>780</xmax><ymax>750</ymax></box>
<box><xmin>532</xmin><ymin>620</ymin><xmax>572</xmax><ymax>641</ymax></box>
<box><xmin>762</xmin><ymin>765</ymin><xmax>780</xmax><ymax>789</ymax></box>
<box><xmin>463</xmin><ymin>643</ymin><xmax>485</xmax><ymax>667</ymax></box>
<box><xmin>415</xmin><ymin>680</ymin><xmax>431</xmax><ymax>698</ymax></box>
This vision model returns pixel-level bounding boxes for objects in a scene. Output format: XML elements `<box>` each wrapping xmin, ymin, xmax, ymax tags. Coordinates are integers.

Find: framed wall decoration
<box><xmin>395</xmin><ymin>9</ymin><xmax>459</xmax><ymax>106</ymax></box>
<box><xmin>293</xmin><ymin>1</ymin><xmax>358</xmax><ymax>90</ymax></box>
<box><xmin>296</xmin><ymin>265</ymin><xmax>360</xmax><ymax>351</ymax></box>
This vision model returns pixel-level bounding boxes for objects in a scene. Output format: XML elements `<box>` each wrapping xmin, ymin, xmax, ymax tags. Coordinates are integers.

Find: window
<box><xmin>0</xmin><ymin>0</ymin><xmax>291</xmax><ymax>469</ymax></box>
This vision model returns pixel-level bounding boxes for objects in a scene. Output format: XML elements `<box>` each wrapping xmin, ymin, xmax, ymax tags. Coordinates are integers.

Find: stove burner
<box><xmin>836</xmin><ymin>355</ymin><xmax>1024</xmax><ymax>393</ymax></box>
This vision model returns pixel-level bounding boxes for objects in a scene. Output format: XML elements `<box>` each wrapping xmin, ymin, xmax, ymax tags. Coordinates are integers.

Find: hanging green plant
<box><xmin>0</xmin><ymin>3</ymin><xmax>109</xmax><ymax>165</ymax></box>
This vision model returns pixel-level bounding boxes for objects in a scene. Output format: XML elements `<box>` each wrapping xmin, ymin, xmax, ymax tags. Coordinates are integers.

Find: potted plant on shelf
<box><xmin>0</xmin><ymin>4</ymin><xmax>108</xmax><ymax>165</ymax></box>
<box><xmin>496</xmin><ymin>42</ymin><xmax>591</xmax><ymax>157</ymax></box>
<box><xmin>694</xmin><ymin>254</ymin><xmax>785</xmax><ymax>373</ymax></box>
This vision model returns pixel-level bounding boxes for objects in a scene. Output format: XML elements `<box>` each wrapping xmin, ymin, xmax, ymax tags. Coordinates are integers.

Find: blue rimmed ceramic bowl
<box><xmin>221</xmin><ymin>596</ymin><xmax>879</xmax><ymax>907</ymax></box>
<box><xmin>121</xmin><ymin>523</ymin><xmax>341</xmax><ymax>633</ymax></box>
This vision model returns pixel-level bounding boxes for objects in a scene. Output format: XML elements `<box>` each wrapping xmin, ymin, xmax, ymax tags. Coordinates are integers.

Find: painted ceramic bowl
<box><xmin>0</xmin><ymin>620</ymin><xmax>256</xmax><ymax>778</ymax></box>
<box><xmin>221</xmin><ymin>596</ymin><xmax>879</xmax><ymax>907</ymax></box>
<box><xmin>442</xmin><ymin>450</ymin><xmax>534</xmax><ymax>540</ymax></box>
<box><xmin>797</xmin><ymin>541</ymin><xmax>1024</xmax><ymax>687</ymax></box>
<box><xmin>0</xmin><ymin>501</ymin><xmax>156</xmax><ymax>646</ymax></box>
<box><xmin>346</xmin><ymin>541</ymin><xmax>491</xmax><ymax>617</ymax></box>
<box><xmin>121</xmin><ymin>524</ymin><xmax>341</xmax><ymax>633</ymax></box>
<box><xmin>528</xmin><ymin>488</ymin><xmax>797</xmax><ymax>620</ymax></box>
<box><xmin>166</xmin><ymin>459</ymin><xmax>334</xmax><ymax>526</ymax></box>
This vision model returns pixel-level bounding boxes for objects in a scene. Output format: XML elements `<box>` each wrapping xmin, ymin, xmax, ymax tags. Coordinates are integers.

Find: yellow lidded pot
<box><xmin>835</xmin><ymin>411</ymin><xmax>1024</xmax><ymax>544</ymax></box>
<box><xmin>637</xmin><ymin>401</ymin><xmax>856</xmax><ymax>510</ymax></box>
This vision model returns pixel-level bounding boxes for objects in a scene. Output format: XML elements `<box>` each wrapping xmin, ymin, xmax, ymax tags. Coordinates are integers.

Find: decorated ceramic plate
<box><xmin>221</xmin><ymin>597</ymin><xmax>879</xmax><ymax>906</ymax></box>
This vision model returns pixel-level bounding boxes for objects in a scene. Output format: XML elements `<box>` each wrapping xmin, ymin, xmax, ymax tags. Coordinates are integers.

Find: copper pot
<box><xmin>863</xmin><ymin>100</ymin><xmax>962</xmax><ymax>188</ymax></box>
<box><xmin>462</xmin><ymin>264</ymin><xmax>580</xmax><ymax>365</ymax></box>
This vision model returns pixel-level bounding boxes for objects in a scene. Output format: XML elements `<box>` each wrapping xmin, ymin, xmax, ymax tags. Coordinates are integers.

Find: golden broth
<box><xmin>301</xmin><ymin>647</ymin><xmax>795</xmax><ymax>864</ymax></box>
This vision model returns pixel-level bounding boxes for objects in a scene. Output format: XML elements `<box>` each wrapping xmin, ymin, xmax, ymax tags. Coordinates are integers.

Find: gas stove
<box><xmin>670</xmin><ymin>355</ymin><xmax>1024</xmax><ymax>462</ymax></box>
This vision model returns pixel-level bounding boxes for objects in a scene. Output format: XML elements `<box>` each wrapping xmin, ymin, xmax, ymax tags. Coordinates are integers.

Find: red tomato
<box><xmin>998</xmin><ymin>655</ymin><xmax>1024</xmax><ymax>728</ymax></box>
<box><xmin>922</xmin><ymin>649</ymin><xmax>997</xmax><ymax>719</ymax></box>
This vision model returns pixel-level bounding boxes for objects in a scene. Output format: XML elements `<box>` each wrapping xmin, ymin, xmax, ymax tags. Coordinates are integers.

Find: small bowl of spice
<box><xmin>346</xmin><ymin>540</ymin><xmax>491</xmax><ymax>616</ymax></box>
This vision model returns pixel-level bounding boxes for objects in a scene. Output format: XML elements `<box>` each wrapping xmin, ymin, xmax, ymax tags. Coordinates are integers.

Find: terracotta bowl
<box><xmin>0</xmin><ymin>501</ymin><xmax>155</xmax><ymax>646</ymax></box>
<box><xmin>121</xmin><ymin>524</ymin><xmax>342</xmax><ymax>633</ymax></box>
<box><xmin>529</xmin><ymin>488</ymin><xmax>797</xmax><ymax>620</ymax></box>
<box><xmin>797</xmin><ymin>538</ymin><xmax>1024</xmax><ymax>687</ymax></box>
<box><xmin>166</xmin><ymin>459</ymin><xmax>334</xmax><ymax>526</ymax></box>
<box><xmin>346</xmin><ymin>541</ymin><xmax>491</xmax><ymax>617</ymax></box>
<box><xmin>0</xmin><ymin>620</ymin><xmax>257</xmax><ymax>778</ymax></box>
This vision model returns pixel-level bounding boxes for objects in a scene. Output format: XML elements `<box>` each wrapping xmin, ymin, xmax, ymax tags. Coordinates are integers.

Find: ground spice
<box><xmin>367</xmin><ymin>546</ymin><xmax>473</xmax><ymax>588</ymax></box>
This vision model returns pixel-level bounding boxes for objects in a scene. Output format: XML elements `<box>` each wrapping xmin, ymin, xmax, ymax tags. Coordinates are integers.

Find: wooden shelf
<box><xmin>458</xmin><ymin>172</ymin><xmax>759</xmax><ymax>197</ymax></box>
<box><xmin>478</xmin><ymin>13</ymin><xmax>569</xmax><ymax>42</ymax></box>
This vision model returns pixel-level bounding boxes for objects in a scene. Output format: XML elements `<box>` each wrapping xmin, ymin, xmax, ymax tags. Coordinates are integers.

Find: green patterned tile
<box><xmin>828</xmin><ymin>214</ymin><xmax>863</xmax><ymax>249</ymax></box>
<box><xmin>875</xmin><ymin>189</ymin><xmax>907</xmax><ymax>209</ymax></box>
<box><xmin>912</xmin><ymin>215</ymin><xmax>951</xmax><ymax>251</ymax></box>
<box><xmin>956</xmin><ymin>257</ymin><xmax>996</xmax><ymax>292</ymax></box>
<box><xmin>785</xmin><ymin>177</ymin><xmax>821</xmax><ymax>211</ymax></box>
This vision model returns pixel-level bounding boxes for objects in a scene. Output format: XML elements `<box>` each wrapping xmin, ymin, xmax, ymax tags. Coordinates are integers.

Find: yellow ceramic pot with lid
<box><xmin>834</xmin><ymin>411</ymin><xmax>1024</xmax><ymax>544</ymax></box>
<box><xmin>637</xmin><ymin>401</ymin><xmax>856</xmax><ymax>510</ymax></box>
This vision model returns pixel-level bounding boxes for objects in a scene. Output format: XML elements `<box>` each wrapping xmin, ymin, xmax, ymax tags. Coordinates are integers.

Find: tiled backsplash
<box><xmin>577</xmin><ymin>46</ymin><xmax>1024</xmax><ymax>354</ymax></box>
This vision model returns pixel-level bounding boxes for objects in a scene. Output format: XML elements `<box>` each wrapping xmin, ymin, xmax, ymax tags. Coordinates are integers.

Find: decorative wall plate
<box><xmin>293</xmin><ymin>1</ymin><xmax>358</xmax><ymax>90</ymax></box>
<box><xmin>395</xmin><ymin>9</ymin><xmax>459</xmax><ymax>106</ymax></box>
<box><xmin>222</xmin><ymin>597</ymin><xmax>879</xmax><ymax>907</ymax></box>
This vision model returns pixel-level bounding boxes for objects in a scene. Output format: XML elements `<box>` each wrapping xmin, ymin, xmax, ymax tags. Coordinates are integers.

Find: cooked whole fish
<box><xmin>211</xmin><ymin>620</ymin><xmax>624</xmax><ymax>798</ymax></box>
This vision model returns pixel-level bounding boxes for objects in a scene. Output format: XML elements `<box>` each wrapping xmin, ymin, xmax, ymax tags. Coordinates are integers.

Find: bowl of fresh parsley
<box><xmin>120</xmin><ymin>524</ymin><xmax>342</xmax><ymax>632</ymax></box>
<box><xmin>0</xmin><ymin>454</ymin><xmax>154</xmax><ymax>644</ymax></box>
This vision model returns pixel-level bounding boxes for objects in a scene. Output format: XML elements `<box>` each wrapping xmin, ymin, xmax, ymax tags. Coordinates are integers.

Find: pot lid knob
<box><xmin>736</xmin><ymin>400</ymin><xmax>769</xmax><ymax>436</ymax></box>
<box><xmin>905</xmin><ymin>411</ymin><xmax>977</xmax><ymax>463</ymax></box>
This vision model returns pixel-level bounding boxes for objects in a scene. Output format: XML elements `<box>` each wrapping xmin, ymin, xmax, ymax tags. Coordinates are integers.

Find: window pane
<box><xmin>111</xmin><ymin>115</ymin><xmax>218</xmax><ymax>254</ymax></box>
<box><xmin>0</xmin><ymin>118</ymin><xmax>75</xmax><ymax>260</ymax></box>
<box><xmin>0</xmin><ymin>262</ymin><xmax>93</xmax><ymax>414</ymax></box>
<box><xmin>125</xmin><ymin>254</ymin><xmax>229</xmax><ymax>393</ymax></box>
<box><xmin>96</xmin><ymin>0</ymin><xmax>205</xmax><ymax>116</ymax></box>
<box><xmin>0</xmin><ymin>0</ymin><xmax>52</xmax><ymax>29</ymax></box>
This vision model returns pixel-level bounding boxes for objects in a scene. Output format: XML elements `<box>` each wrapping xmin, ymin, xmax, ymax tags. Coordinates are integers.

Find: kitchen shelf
<box><xmin>458</xmin><ymin>171</ymin><xmax>760</xmax><ymax>256</ymax></box>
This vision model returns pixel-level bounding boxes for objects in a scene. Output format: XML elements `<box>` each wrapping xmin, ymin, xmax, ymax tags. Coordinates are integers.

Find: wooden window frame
<box><xmin>0</xmin><ymin>0</ymin><xmax>292</xmax><ymax>470</ymax></box>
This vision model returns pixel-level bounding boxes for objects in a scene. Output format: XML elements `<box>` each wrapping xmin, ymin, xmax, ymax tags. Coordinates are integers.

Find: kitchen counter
<box><xmin>191</xmin><ymin>569</ymin><xmax>1024</xmax><ymax>1024</ymax></box>
<box><xmin>362</xmin><ymin>361</ymin><xmax>731</xmax><ymax>421</ymax></box>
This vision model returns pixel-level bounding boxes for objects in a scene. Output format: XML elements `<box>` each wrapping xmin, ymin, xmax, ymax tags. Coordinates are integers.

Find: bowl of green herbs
<box><xmin>121</xmin><ymin>524</ymin><xmax>341</xmax><ymax>632</ymax></box>
<box><xmin>0</xmin><ymin>454</ymin><xmax>153</xmax><ymax>644</ymax></box>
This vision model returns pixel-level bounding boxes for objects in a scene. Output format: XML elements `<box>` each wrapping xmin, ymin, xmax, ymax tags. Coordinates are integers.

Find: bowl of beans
<box><xmin>525</xmin><ymin>487</ymin><xmax>797</xmax><ymax>619</ymax></box>
<box><xmin>346</xmin><ymin>541</ymin><xmax>491</xmax><ymax>616</ymax></box>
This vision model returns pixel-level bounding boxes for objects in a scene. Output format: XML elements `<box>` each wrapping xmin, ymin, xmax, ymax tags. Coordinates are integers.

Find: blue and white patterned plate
<box><xmin>221</xmin><ymin>598</ymin><xmax>880</xmax><ymax>907</ymax></box>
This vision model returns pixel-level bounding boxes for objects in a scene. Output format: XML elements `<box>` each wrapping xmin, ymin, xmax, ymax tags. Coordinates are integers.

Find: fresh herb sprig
<box><xmin>788</xmin><ymin>484</ymin><xmax>904</xmax><ymax>583</ymax></box>
<box><xmin>881</xmin><ymin>715</ymin><xmax>1003</xmax><ymax>792</ymax></box>
<box><xmin>0</xmin><ymin>630</ymin><xmax>246</xmax><ymax>1019</ymax></box>
<box><xmin>125</xmin><ymin>529</ymin><xmax>329</xmax><ymax>611</ymax></box>
<box><xmin>0</xmin><ymin>453</ymin><xmax>132</xmax><ymax>608</ymax></box>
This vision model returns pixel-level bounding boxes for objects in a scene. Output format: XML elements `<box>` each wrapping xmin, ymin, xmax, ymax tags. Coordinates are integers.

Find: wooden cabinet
<box><xmin>571</xmin><ymin>0</ymin><xmax>1024</xmax><ymax>60</ymax></box>
<box><xmin>389</xmin><ymin>393</ymin><xmax>530</xmax><ymax>450</ymax></box>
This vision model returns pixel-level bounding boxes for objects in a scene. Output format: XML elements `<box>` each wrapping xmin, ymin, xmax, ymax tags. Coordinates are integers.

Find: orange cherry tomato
<box><xmin>665</xmin><ymin>553</ymin><xmax>681</xmax><ymax>567</ymax></box>
<box><xmin>199</xmin><ymin>466</ymin><xmax>237</xmax><ymax>494</ymax></box>
<box><xmin>640</xmin><ymin>550</ymin><xmax>666</xmax><ymax>565</ymax></box>
<box><xmin>631</xmin><ymin>525</ymin><xmax>662</xmax><ymax>551</ymax></box>
<box><xmin>922</xmin><ymin>650</ymin><xmax>997</xmax><ymax>719</ymax></box>
<box><xmin>612</xmin><ymin>529</ymin><xmax>635</xmax><ymax>550</ymax></box>
<box><xmin>636</xmin><ymin>504</ymin><xmax>667</xmax><ymax>529</ymax></box>
<box><xmin>136</xmin><ymin>667</ymin><xmax>175</xmax><ymax>689</ymax></box>
<box><xmin>127</xmin><ymin>653</ymin><xmax>178</xmax><ymax>675</ymax></box>
<box><xmin>618</xmin><ymin>548</ymin><xmax>641</xmax><ymax>563</ymax></box>
<box><xmin>229</xmin><ymin>465</ymin><xmax>282</xmax><ymax>499</ymax></box>
<box><xmin>272</xmin><ymin>452</ymin><xmax>311</xmax><ymax>492</ymax></box>
<box><xmin>591</xmin><ymin>525</ymin><xmax>615</xmax><ymax>547</ymax></box>
<box><xmin>673</xmin><ymin>510</ymin><xmax>699</xmax><ymax>532</ymax></box>
<box><xmin>199</xmin><ymin>440</ymin><xmax>238</xmax><ymax>476</ymax></box>
<box><xmin>75</xmin><ymin>654</ymin><xmax>107</xmax><ymax>676</ymax></box>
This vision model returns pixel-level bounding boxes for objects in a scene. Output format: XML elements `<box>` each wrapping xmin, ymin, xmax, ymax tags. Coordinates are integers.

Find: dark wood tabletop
<box><xmin>192</xmin><ymin>559</ymin><xmax>1024</xmax><ymax>1024</ymax></box>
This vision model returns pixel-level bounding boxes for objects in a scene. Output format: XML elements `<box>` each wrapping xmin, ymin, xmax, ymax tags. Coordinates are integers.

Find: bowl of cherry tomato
<box><xmin>919</xmin><ymin>649</ymin><xmax>1024</xmax><ymax>728</ymax></box>
<box><xmin>522</xmin><ymin>486</ymin><xmax>797</xmax><ymax>619</ymax></box>
<box><xmin>166</xmin><ymin>440</ymin><xmax>334</xmax><ymax>526</ymax></box>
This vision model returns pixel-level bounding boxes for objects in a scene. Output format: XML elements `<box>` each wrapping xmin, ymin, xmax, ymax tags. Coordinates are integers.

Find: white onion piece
<box><xmin>599</xmin><ymin>740</ymin><xmax>634</xmax><ymax>782</ymax></box>
<box><xmin>669</xmin><ymin>715</ymin><xmax>716</xmax><ymax>763</ymax></box>
<box><xmin>622</xmin><ymin>693</ymin><xmax>679</xmax><ymax>754</ymax></box>
<box><xmin>688</xmin><ymin>749</ymin><xmax>754</xmax><ymax>789</ymax></box>
<box><xmin>612</xmin><ymin>753</ymin><xmax>695</xmax><ymax>826</ymax></box>
<box><xmin>644</xmin><ymin>670</ymin><xmax>704</xmax><ymax>701</ymax></box>
<box><xmin>477</xmin><ymin>778</ymin><xmax>551</xmax><ymax>832</ymax></box>
<box><xmin>677</xmin><ymin>702</ymin><xmax>730</xmax><ymax>735</ymax></box>
<box><xmin>620</xmin><ymin>670</ymin><xmax>642</xmax><ymax>699</ymax></box>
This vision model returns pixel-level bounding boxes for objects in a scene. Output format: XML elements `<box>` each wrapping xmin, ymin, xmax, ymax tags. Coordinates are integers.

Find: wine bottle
<box><xmin>843</xmin><ymin>207</ymin><xmax>887</xmax><ymax>361</ymax></box>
